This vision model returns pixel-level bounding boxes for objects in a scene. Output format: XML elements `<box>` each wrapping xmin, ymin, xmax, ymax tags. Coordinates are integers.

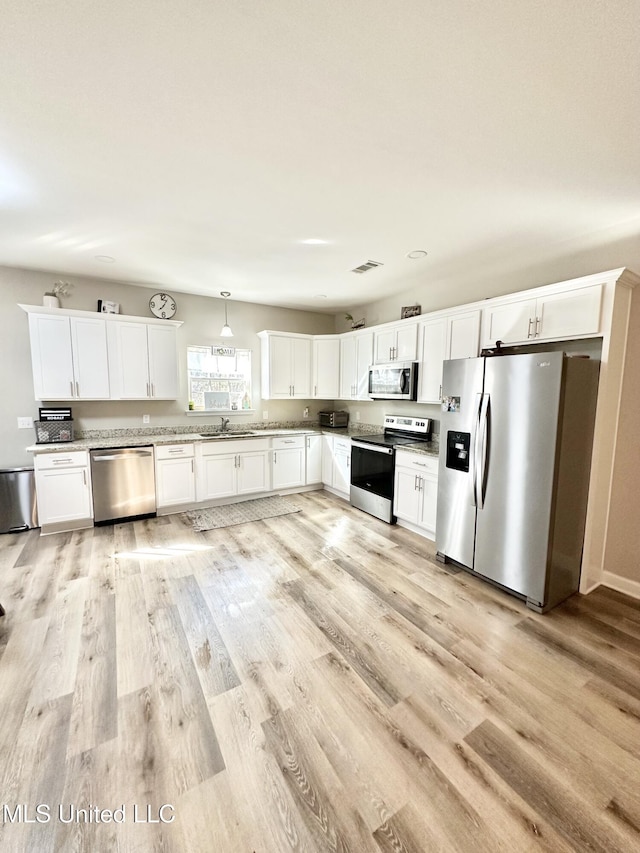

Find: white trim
<box><xmin>396</xmin><ymin>517</ymin><xmax>435</xmax><ymax>541</ymax></box>
<box><xmin>18</xmin><ymin>303</ymin><xmax>182</xmax><ymax>327</ymax></box>
<box><xmin>601</xmin><ymin>571</ymin><xmax>640</xmax><ymax>600</ymax></box>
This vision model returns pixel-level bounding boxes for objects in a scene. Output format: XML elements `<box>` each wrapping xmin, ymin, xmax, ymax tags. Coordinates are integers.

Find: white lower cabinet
<box><xmin>197</xmin><ymin>438</ymin><xmax>270</xmax><ymax>501</ymax></box>
<box><xmin>321</xmin><ymin>434</ymin><xmax>351</xmax><ymax>495</ymax></box>
<box><xmin>155</xmin><ymin>444</ymin><xmax>196</xmax><ymax>507</ymax></box>
<box><xmin>305</xmin><ymin>434</ymin><xmax>322</xmax><ymax>485</ymax></box>
<box><xmin>34</xmin><ymin>451</ymin><xmax>93</xmax><ymax>530</ymax></box>
<box><xmin>272</xmin><ymin>436</ymin><xmax>305</xmax><ymax>490</ymax></box>
<box><xmin>393</xmin><ymin>451</ymin><xmax>438</xmax><ymax>537</ymax></box>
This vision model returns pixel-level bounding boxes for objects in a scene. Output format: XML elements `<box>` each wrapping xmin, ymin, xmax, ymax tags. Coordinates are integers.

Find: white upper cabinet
<box><xmin>108</xmin><ymin>320</ymin><xmax>179</xmax><ymax>399</ymax></box>
<box><xmin>27</xmin><ymin>313</ymin><xmax>110</xmax><ymax>400</ymax></box>
<box><xmin>480</xmin><ymin>284</ymin><xmax>602</xmax><ymax>349</ymax></box>
<box><xmin>373</xmin><ymin>321</ymin><xmax>418</xmax><ymax>363</ymax></box>
<box><xmin>419</xmin><ymin>309</ymin><xmax>480</xmax><ymax>403</ymax></box>
<box><xmin>339</xmin><ymin>330</ymin><xmax>373</xmax><ymax>399</ymax></box>
<box><xmin>312</xmin><ymin>336</ymin><xmax>340</xmax><ymax>399</ymax></box>
<box><xmin>259</xmin><ymin>332</ymin><xmax>312</xmax><ymax>399</ymax></box>
<box><xmin>22</xmin><ymin>305</ymin><xmax>181</xmax><ymax>402</ymax></box>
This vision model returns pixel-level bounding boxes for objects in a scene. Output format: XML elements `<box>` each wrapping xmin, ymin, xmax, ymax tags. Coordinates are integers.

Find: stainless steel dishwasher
<box><xmin>90</xmin><ymin>446</ymin><xmax>156</xmax><ymax>523</ymax></box>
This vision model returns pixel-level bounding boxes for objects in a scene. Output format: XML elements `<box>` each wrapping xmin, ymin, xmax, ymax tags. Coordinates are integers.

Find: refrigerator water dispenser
<box><xmin>446</xmin><ymin>431</ymin><xmax>470</xmax><ymax>472</ymax></box>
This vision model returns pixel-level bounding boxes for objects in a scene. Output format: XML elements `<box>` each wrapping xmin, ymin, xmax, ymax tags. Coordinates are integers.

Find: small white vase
<box><xmin>43</xmin><ymin>294</ymin><xmax>60</xmax><ymax>308</ymax></box>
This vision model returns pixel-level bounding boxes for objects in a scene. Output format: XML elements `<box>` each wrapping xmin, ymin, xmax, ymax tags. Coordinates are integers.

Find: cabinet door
<box><xmin>448</xmin><ymin>310</ymin><xmax>481</xmax><ymax>360</ymax></box>
<box><xmin>481</xmin><ymin>298</ymin><xmax>536</xmax><ymax>348</ymax></box>
<box><xmin>321</xmin><ymin>435</ymin><xmax>334</xmax><ymax>486</ymax></box>
<box><xmin>291</xmin><ymin>337</ymin><xmax>312</xmax><ymax>397</ymax></box>
<box><xmin>374</xmin><ymin>329</ymin><xmax>396</xmax><ymax>363</ymax></box>
<box><xmin>339</xmin><ymin>336</ymin><xmax>357</xmax><ymax>399</ymax></box>
<box><xmin>156</xmin><ymin>457</ymin><xmax>195</xmax><ymax>506</ymax></box>
<box><xmin>108</xmin><ymin>322</ymin><xmax>150</xmax><ymax>398</ymax></box>
<box><xmin>35</xmin><ymin>467</ymin><xmax>92</xmax><ymax>525</ymax></box>
<box><xmin>313</xmin><ymin>338</ymin><xmax>340</xmax><ymax>399</ymax></box>
<box><xmin>395</xmin><ymin>323</ymin><xmax>418</xmax><ymax>361</ymax></box>
<box><xmin>197</xmin><ymin>454</ymin><xmax>237</xmax><ymax>500</ymax></box>
<box><xmin>305</xmin><ymin>435</ymin><xmax>322</xmax><ymax>484</ymax></box>
<box><xmin>356</xmin><ymin>332</ymin><xmax>374</xmax><ymax>399</ymax></box>
<box><xmin>393</xmin><ymin>468</ymin><xmax>421</xmax><ymax>524</ymax></box>
<box><xmin>418</xmin><ymin>475</ymin><xmax>438</xmax><ymax>535</ymax></box>
<box><xmin>537</xmin><ymin>285</ymin><xmax>602</xmax><ymax>341</ymax></box>
<box><xmin>269</xmin><ymin>335</ymin><xmax>295</xmax><ymax>397</ymax></box>
<box><xmin>333</xmin><ymin>450</ymin><xmax>350</xmax><ymax>494</ymax></box>
<box><xmin>28</xmin><ymin>314</ymin><xmax>75</xmax><ymax>400</ymax></box>
<box><xmin>272</xmin><ymin>447</ymin><xmax>305</xmax><ymax>489</ymax></box>
<box><xmin>418</xmin><ymin>318</ymin><xmax>447</xmax><ymax>404</ymax></box>
<box><xmin>70</xmin><ymin>316</ymin><xmax>110</xmax><ymax>399</ymax></box>
<box><xmin>148</xmin><ymin>324</ymin><xmax>179</xmax><ymax>399</ymax></box>
<box><xmin>237</xmin><ymin>452</ymin><xmax>269</xmax><ymax>495</ymax></box>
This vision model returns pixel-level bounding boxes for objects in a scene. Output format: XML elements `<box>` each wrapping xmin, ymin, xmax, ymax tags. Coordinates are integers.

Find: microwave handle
<box><xmin>400</xmin><ymin>369</ymin><xmax>408</xmax><ymax>394</ymax></box>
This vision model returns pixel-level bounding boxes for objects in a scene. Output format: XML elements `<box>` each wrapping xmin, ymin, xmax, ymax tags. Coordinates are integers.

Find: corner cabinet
<box><xmin>339</xmin><ymin>330</ymin><xmax>374</xmax><ymax>400</ymax></box>
<box><xmin>20</xmin><ymin>305</ymin><xmax>182</xmax><ymax>401</ymax></box>
<box><xmin>258</xmin><ymin>331</ymin><xmax>312</xmax><ymax>399</ymax></box>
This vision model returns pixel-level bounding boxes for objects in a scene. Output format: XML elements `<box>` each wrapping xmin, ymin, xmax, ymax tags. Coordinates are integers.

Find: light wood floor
<box><xmin>1</xmin><ymin>490</ymin><xmax>640</xmax><ymax>852</ymax></box>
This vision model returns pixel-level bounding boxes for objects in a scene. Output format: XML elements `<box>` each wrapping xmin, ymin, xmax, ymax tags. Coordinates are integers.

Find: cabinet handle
<box><xmin>414</xmin><ymin>474</ymin><xmax>418</xmax><ymax>491</ymax></box>
<box><xmin>414</xmin><ymin>461</ymin><xmax>427</xmax><ymax>467</ymax></box>
<box><xmin>527</xmin><ymin>317</ymin><xmax>534</xmax><ymax>339</ymax></box>
<box><xmin>70</xmin><ymin>380</ymin><xmax>74</xmax><ymax>396</ymax></box>
<box><xmin>168</xmin><ymin>448</ymin><xmax>184</xmax><ymax>453</ymax></box>
<box><xmin>147</xmin><ymin>382</ymin><xmax>150</xmax><ymax>396</ymax></box>
<box><xmin>53</xmin><ymin>458</ymin><xmax>73</xmax><ymax>465</ymax></box>
<box><xmin>75</xmin><ymin>381</ymin><xmax>80</xmax><ymax>397</ymax></box>
<box><xmin>274</xmin><ymin>452</ymin><xmax>277</xmax><ymax>464</ymax></box>
<box><xmin>191</xmin><ymin>459</ymin><xmax>194</xmax><ymax>473</ymax></box>
<box><xmin>347</xmin><ymin>457</ymin><xmax>350</xmax><ymax>468</ymax></box>
<box><xmin>83</xmin><ymin>469</ymin><xmax>87</xmax><ymax>486</ymax></box>
<box><xmin>418</xmin><ymin>476</ymin><xmax>423</xmax><ymax>491</ymax></box>
<box><xmin>535</xmin><ymin>316</ymin><xmax>541</xmax><ymax>337</ymax></box>
<box><xmin>314</xmin><ymin>385</ymin><xmax>317</xmax><ymax>396</ymax></box>
<box><xmin>283</xmin><ymin>439</ymin><xmax>295</xmax><ymax>444</ymax></box>
<box><xmin>151</xmin><ymin>383</ymin><xmax>155</xmax><ymax>397</ymax></box>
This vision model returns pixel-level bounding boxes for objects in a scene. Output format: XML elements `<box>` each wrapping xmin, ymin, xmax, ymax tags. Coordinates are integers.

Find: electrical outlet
<box><xmin>303</xmin><ymin>407</ymin><xmax>309</xmax><ymax>419</ymax></box>
<box><xmin>142</xmin><ymin>414</ymin><xmax>150</xmax><ymax>424</ymax></box>
<box><xmin>17</xmin><ymin>416</ymin><xmax>33</xmax><ymax>429</ymax></box>
<box><xmin>355</xmin><ymin>411</ymin><xmax>361</xmax><ymax>422</ymax></box>
<box><xmin>263</xmin><ymin>410</ymin><xmax>268</xmax><ymax>420</ymax></box>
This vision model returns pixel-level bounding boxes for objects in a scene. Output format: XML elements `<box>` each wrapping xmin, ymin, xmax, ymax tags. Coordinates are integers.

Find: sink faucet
<box><xmin>220</xmin><ymin>417</ymin><xmax>230</xmax><ymax>432</ymax></box>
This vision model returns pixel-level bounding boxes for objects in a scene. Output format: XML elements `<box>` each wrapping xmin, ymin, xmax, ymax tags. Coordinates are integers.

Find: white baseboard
<box><xmin>395</xmin><ymin>518</ymin><xmax>435</xmax><ymax>541</ymax></box>
<box><xmin>601</xmin><ymin>571</ymin><xmax>640</xmax><ymax>600</ymax></box>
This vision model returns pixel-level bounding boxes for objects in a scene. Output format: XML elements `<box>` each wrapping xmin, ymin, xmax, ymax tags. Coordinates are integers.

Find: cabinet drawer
<box><xmin>333</xmin><ymin>436</ymin><xmax>352</xmax><ymax>453</ymax></box>
<box><xmin>395</xmin><ymin>451</ymin><xmax>438</xmax><ymax>476</ymax></box>
<box><xmin>200</xmin><ymin>438</ymin><xmax>270</xmax><ymax>456</ymax></box>
<box><xmin>155</xmin><ymin>443</ymin><xmax>195</xmax><ymax>459</ymax></box>
<box><xmin>35</xmin><ymin>450</ymin><xmax>89</xmax><ymax>470</ymax></box>
<box><xmin>272</xmin><ymin>435</ymin><xmax>305</xmax><ymax>450</ymax></box>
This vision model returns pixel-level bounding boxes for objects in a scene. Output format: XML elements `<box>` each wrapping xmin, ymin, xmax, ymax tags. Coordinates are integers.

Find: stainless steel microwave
<box><xmin>368</xmin><ymin>362</ymin><xmax>419</xmax><ymax>400</ymax></box>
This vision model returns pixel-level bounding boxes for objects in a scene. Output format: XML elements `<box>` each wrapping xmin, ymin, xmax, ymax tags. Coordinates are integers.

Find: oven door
<box><xmin>350</xmin><ymin>442</ymin><xmax>395</xmax><ymax>500</ymax></box>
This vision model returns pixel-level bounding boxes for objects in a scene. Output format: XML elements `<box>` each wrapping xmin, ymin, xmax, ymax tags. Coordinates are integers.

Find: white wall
<box><xmin>0</xmin><ymin>265</ymin><xmax>334</xmax><ymax>466</ymax></box>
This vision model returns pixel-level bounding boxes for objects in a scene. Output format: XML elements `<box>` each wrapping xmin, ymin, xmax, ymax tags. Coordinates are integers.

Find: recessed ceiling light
<box><xmin>94</xmin><ymin>255</ymin><xmax>115</xmax><ymax>263</ymax></box>
<box><xmin>301</xmin><ymin>239</ymin><xmax>329</xmax><ymax>245</ymax></box>
<box><xmin>313</xmin><ymin>294</ymin><xmax>328</xmax><ymax>299</ymax></box>
<box><xmin>406</xmin><ymin>250</ymin><xmax>428</xmax><ymax>259</ymax></box>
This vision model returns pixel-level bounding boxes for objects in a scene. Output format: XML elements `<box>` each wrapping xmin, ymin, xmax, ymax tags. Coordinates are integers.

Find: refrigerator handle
<box><xmin>477</xmin><ymin>393</ymin><xmax>490</xmax><ymax>509</ymax></box>
<box><xmin>471</xmin><ymin>393</ymin><xmax>483</xmax><ymax>507</ymax></box>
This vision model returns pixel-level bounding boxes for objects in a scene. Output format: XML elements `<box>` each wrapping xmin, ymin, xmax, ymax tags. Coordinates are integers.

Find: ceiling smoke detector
<box><xmin>351</xmin><ymin>260</ymin><xmax>384</xmax><ymax>274</ymax></box>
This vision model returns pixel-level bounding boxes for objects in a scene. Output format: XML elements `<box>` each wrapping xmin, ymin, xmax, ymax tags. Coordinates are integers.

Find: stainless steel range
<box><xmin>350</xmin><ymin>415</ymin><xmax>433</xmax><ymax>523</ymax></box>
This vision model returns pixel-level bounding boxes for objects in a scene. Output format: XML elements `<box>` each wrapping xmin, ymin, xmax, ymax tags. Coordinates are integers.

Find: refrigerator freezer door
<box><xmin>436</xmin><ymin>357</ymin><xmax>484</xmax><ymax>568</ymax></box>
<box><xmin>473</xmin><ymin>351</ymin><xmax>563</xmax><ymax>604</ymax></box>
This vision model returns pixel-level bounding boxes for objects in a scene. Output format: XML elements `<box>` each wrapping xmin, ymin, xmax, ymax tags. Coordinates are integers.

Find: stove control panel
<box><xmin>383</xmin><ymin>415</ymin><xmax>432</xmax><ymax>435</ymax></box>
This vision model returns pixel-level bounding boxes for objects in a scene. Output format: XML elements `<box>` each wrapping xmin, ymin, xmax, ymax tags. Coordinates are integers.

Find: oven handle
<box><xmin>351</xmin><ymin>441</ymin><xmax>394</xmax><ymax>455</ymax></box>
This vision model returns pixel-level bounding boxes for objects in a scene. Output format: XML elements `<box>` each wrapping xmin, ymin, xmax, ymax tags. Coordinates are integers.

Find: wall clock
<box><xmin>149</xmin><ymin>292</ymin><xmax>177</xmax><ymax>319</ymax></box>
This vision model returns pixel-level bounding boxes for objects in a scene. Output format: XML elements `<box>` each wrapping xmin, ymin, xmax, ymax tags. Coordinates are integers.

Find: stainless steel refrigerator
<box><xmin>436</xmin><ymin>351</ymin><xmax>599</xmax><ymax>612</ymax></box>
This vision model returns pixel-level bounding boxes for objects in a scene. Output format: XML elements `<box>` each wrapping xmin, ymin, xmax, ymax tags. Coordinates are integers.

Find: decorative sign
<box><xmin>401</xmin><ymin>305</ymin><xmax>421</xmax><ymax>319</ymax></box>
<box><xmin>212</xmin><ymin>346</ymin><xmax>236</xmax><ymax>357</ymax></box>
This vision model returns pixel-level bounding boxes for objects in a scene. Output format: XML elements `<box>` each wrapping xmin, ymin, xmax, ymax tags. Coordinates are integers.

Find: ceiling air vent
<box><xmin>351</xmin><ymin>260</ymin><xmax>384</xmax><ymax>274</ymax></box>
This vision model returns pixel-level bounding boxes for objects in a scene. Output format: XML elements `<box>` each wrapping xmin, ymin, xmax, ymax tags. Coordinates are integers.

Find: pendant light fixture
<box><xmin>220</xmin><ymin>291</ymin><xmax>233</xmax><ymax>337</ymax></box>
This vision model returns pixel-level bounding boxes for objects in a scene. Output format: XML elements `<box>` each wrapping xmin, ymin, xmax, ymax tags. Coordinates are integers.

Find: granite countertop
<box><xmin>26</xmin><ymin>424</ymin><xmax>440</xmax><ymax>458</ymax></box>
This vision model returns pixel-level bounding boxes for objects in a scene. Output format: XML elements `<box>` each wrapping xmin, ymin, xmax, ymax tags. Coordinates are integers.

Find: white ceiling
<box><xmin>1</xmin><ymin>1</ymin><xmax>639</xmax><ymax>311</ymax></box>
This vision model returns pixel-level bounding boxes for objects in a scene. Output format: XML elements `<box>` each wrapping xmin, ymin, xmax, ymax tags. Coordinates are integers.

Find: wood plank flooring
<box><xmin>1</xmin><ymin>490</ymin><xmax>639</xmax><ymax>852</ymax></box>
